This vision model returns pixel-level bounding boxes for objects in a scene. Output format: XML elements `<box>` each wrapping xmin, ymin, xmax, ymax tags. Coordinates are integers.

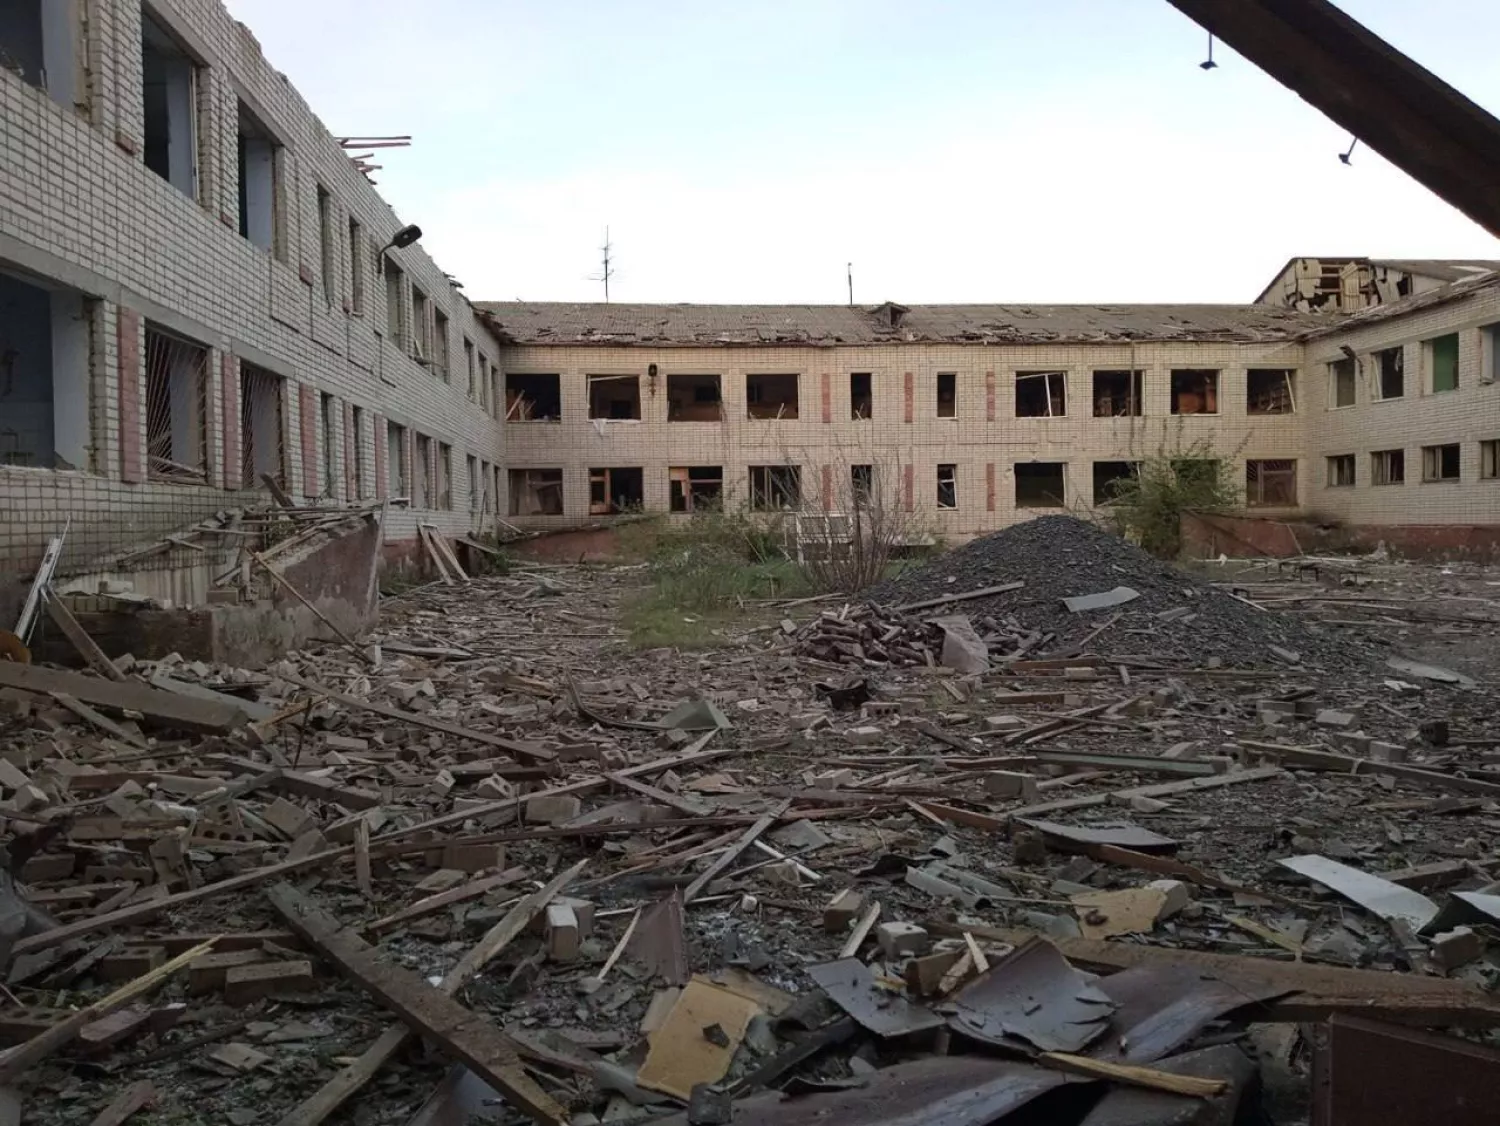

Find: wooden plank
<box><xmin>422</xmin><ymin>525</ymin><xmax>469</xmax><ymax>582</ymax></box>
<box><xmin>248</xmin><ymin>551</ymin><xmax>374</xmax><ymax>666</ymax></box>
<box><xmin>266</xmin><ymin>884</ymin><xmax>567</xmax><ymax>1126</ymax></box>
<box><xmin>1241</xmin><ymin>742</ymin><xmax>1500</xmax><ymax>800</ymax></box>
<box><xmin>605</xmin><ymin>772</ymin><xmax>712</xmax><ymax>817</ymax></box>
<box><xmin>42</xmin><ymin>593</ymin><xmax>124</xmax><ymax>681</ymax></box>
<box><xmin>891</xmin><ymin>581</ymin><xmax>1024</xmax><ymax>614</ymax></box>
<box><xmin>418</xmin><ymin>527</ymin><xmax>454</xmax><ymax>585</ymax></box>
<box><xmin>0</xmin><ymin>662</ymin><xmax>246</xmax><ymax>733</ymax></box>
<box><xmin>260</xmin><ymin>472</ymin><xmax>297</xmax><ymax>509</ymax></box>
<box><xmin>213</xmin><ymin>755</ymin><xmax>382</xmax><ymax>810</ymax></box>
<box><xmin>366</xmin><ymin>869</ymin><xmax>526</xmax><ymax>935</ymax></box>
<box><xmin>87</xmin><ymin>1079</ymin><xmax>156</xmax><ymax>1126</ymax></box>
<box><xmin>49</xmin><ymin>693</ymin><xmax>150</xmax><ymax>750</ymax></box>
<box><xmin>683</xmin><ymin>804</ymin><xmax>787</xmax><ymax>903</ymax></box>
<box><xmin>353</xmin><ymin>820</ymin><xmax>372</xmax><ymax>897</ymax></box>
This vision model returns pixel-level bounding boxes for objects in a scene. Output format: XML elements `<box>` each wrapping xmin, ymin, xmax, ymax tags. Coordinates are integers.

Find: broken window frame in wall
<box><xmin>414</xmin><ymin>434</ymin><xmax>433</xmax><ymax>508</ymax></box>
<box><xmin>144</xmin><ymin>323</ymin><xmax>209</xmax><ymax>484</ymax></box>
<box><xmin>463</xmin><ymin>338</ymin><xmax>476</xmax><ymax>400</ymax></box>
<box><xmin>348</xmin><ymin>216</ymin><xmax>366</xmax><ymax>314</ymax></box>
<box><xmin>0</xmin><ymin>269</ymin><xmax>94</xmax><ymax>471</ymax></box>
<box><xmin>409</xmin><ymin>286</ymin><xmax>432</xmax><ymax>366</ymax></box>
<box><xmin>1014</xmin><ymin>462</ymin><xmax>1065</xmax><ymax>509</ymax></box>
<box><xmin>1</xmin><ymin>0</ymin><xmax>79</xmax><ymax>107</ymax></box>
<box><xmin>236</xmin><ymin>100</ymin><xmax>282</xmax><ymax>256</ymax></box>
<box><xmin>936</xmin><ymin>463</ymin><xmax>958</xmax><ymax>509</ymax></box>
<box><xmin>1091</xmin><ymin>370</ymin><xmax>1143</xmax><ymax>418</ymax></box>
<box><xmin>850</xmin><ymin>463</ymin><xmax>876</xmax><ymax>507</ymax></box>
<box><xmin>589</xmin><ymin>467</ymin><xmax>645</xmax><ymax>515</ymax></box>
<box><xmin>508</xmin><ymin>468</ymin><xmax>564</xmax><ymax>516</ymax></box>
<box><xmin>666</xmin><ymin>374</ymin><xmax>723</xmax><ymax>421</ymax></box>
<box><xmin>436</xmin><ymin>442</ymin><xmax>453</xmax><ymax>509</ymax></box>
<box><xmin>1484</xmin><ymin>324</ymin><xmax>1500</xmax><ymax>385</ymax></box>
<box><xmin>749</xmin><ymin>464</ymin><xmax>802</xmax><ymax>511</ymax></box>
<box><xmin>1329</xmin><ymin>358</ymin><xmax>1357</xmax><ymax>408</ymax></box>
<box><xmin>383</xmin><ymin>259</ymin><xmax>406</xmax><ymax>349</ymax></box>
<box><xmin>319</xmin><ymin>391</ymin><xmax>336</xmax><ymax>498</ymax></box>
<box><xmin>850</xmin><ymin>373</ymin><xmax>873</xmax><ymax>420</ymax></box>
<box><xmin>1246</xmin><ymin>369</ymin><xmax>1297</xmax><ymax>415</ymax></box>
<box><xmin>386</xmin><ymin>422</ymin><xmax>406</xmax><ymax>498</ymax></box>
<box><xmin>432</xmin><ymin>309</ymin><xmax>450</xmax><ymax>382</ymax></box>
<box><xmin>669</xmin><ymin>466</ymin><xmax>723</xmax><ymax>513</ymax></box>
<box><xmin>505</xmin><ymin>373</ymin><xmax>561</xmax><ymax>421</ymax></box>
<box><xmin>746</xmin><ymin>373</ymin><xmax>800</xmax><ymax>420</ymax></box>
<box><xmin>588</xmin><ymin>374</ymin><xmax>642</xmax><ymax>421</ymax></box>
<box><xmin>1426</xmin><ymin>333</ymin><xmax>1459</xmax><ymax>393</ymax></box>
<box><xmin>1371</xmin><ymin>448</ymin><xmax>1405</xmax><ymax>486</ymax></box>
<box><xmin>936</xmin><ymin>372</ymin><xmax>957</xmax><ymax>419</ymax></box>
<box><xmin>1421</xmin><ymin>443</ymin><xmax>1461</xmax><ymax>482</ymax></box>
<box><xmin>1374</xmin><ymin>347</ymin><xmax>1405</xmax><ymax>400</ymax></box>
<box><xmin>350</xmin><ymin>405</ymin><xmax>365</xmax><ymax>497</ymax></box>
<box><xmin>1169</xmin><ymin>369</ymin><xmax>1219</xmax><ymax>415</ymax></box>
<box><xmin>1482</xmin><ymin>440</ymin><xmax>1500</xmax><ymax>480</ymax></box>
<box><xmin>467</xmin><ymin>455</ymin><xmax>480</xmax><ymax>513</ymax></box>
<box><xmin>1091</xmin><ymin>461</ymin><xmax>1139</xmax><ymax>506</ymax></box>
<box><xmin>316</xmin><ymin>185</ymin><xmax>336</xmax><ymax>297</ymax></box>
<box><xmin>1246</xmin><ymin>459</ymin><xmax>1297</xmax><ymax>507</ymax></box>
<box><xmin>142</xmin><ymin>10</ymin><xmax>201</xmax><ymax>201</ymax></box>
<box><xmin>1015</xmin><ymin>370</ymin><xmax>1067</xmax><ymax>418</ymax></box>
<box><xmin>1326</xmin><ymin>454</ymin><xmax>1356</xmax><ymax>488</ymax></box>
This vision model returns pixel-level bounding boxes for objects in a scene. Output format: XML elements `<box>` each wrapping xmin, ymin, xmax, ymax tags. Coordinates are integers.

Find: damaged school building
<box><xmin>4</xmin><ymin>0</ymin><xmax>1500</xmax><ymax>664</ymax></box>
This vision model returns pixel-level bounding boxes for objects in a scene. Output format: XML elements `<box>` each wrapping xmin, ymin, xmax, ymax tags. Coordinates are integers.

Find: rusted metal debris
<box><xmin>947</xmin><ymin>938</ymin><xmax>1116</xmax><ymax>1053</ymax></box>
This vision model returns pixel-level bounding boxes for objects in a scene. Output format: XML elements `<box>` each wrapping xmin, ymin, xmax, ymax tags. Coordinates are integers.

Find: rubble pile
<box><xmin>865</xmin><ymin>514</ymin><xmax>1384</xmax><ymax>669</ymax></box>
<box><xmin>0</xmin><ymin>530</ymin><xmax>1497</xmax><ymax>1126</ymax></box>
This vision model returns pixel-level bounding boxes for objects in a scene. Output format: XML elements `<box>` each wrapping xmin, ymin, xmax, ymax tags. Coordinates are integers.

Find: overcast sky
<box><xmin>223</xmin><ymin>0</ymin><xmax>1500</xmax><ymax>305</ymax></box>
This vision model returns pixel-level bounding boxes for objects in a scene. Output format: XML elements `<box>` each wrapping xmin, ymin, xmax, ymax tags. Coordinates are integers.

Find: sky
<box><xmin>222</xmin><ymin>0</ymin><xmax>1500</xmax><ymax>305</ymax></box>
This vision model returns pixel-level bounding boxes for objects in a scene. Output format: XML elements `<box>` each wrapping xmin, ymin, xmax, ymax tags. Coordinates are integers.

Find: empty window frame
<box><xmin>236</xmin><ymin>361</ymin><xmax>283</xmax><ymax>488</ymax></box>
<box><xmin>850</xmin><ymin>373</ymin><xmax>873</xmax><ymax>419</ymax></box>
<box><xmin>1015</xmin><ymin>462</ymin><xmax>1065</xmax><ymax>508</ymax></box>
<box><xmin>1371</xmin><ymin>448</ymin><xmax>1405</xmax><ymax>486</ymax></box>
<box><xmin>347</xmin><ymin>216</ymin><xmax>365</xmax><ymax>313</ymax></box>
<box><xmin>670</xmin><ymin>466</ymin><xmax>724</xmax><ymax>513</ymax></box>
<box><xmin>1016</xmin><ymin>371</ymin><xmax>1066</xmax><ymax>417</ymax></box>
<box><xmin>491</xmin><ymin>465</ymin><xmax>503</xmax><ymax>513</ymax></box>
<box><xmin>1171</xmin><ymin>459</ymin><xmax>1221</xmax><ymax>490</ymax></box>
<box><xmin>1427</xmin><ymin>333</ymin><xmax>1459</xmax><ymax>392</ymax></box>
<box><xmin>237</xmin><ymin>101</ymin><xmax>281</xmax><ymax>253</ymax></box>
<box><xmin>1169</xmin><ymin>369</ymin><xmax>1218</xmax><ymax>415</ymax></box>
<box><xmin>383</xmin><ymin>259</ymin><xmax>405</xmax><ymax>344</ymax></box>
<box><xmin>2</xmin><ymin>0</ymin><xmax>77</xmax><ymax>106</ymax></box>
<box><xmin>1374</xmin><ymin>347</ymin><xmax>1404</xmax><ymax>399</ymax></box>
<box><xmin>482</xmin><ymin>355</ymin><xmax>496</xmax><ymax>414</ymax></box>
<box><xmin>1422</xmin><ymin>443</ymin><xmax>1460</xmax><ymax>482</ymax></box>
<box><xmin>349</xmin><ymin>405</ymin><xmax>365</xmax><ymax>497</ymax></box>
<box><xmin>1247</xmin><ymin>369</ymin><xmax>1297</xmax><ymax>415</ymax></box>
<box><xmin>436</xmin><ymin>442</ymin><xmax>452</xmax><ymax>508</ymax></box>
<box><xmin>1092</xmin><ymin>461</ymin><xmax>1138</xmax><ymax>505</ymax></box>
<box><xmin>409</xmin><ymin>286</ymin><xmax>432</xmax><ymax>364</ymax></box>
<box><xmin>509</xmin><ymin>468</ymin><xmax>564</xmax><ymax>515</ymax></box>
<box><xmin>316</xmin><ymin>185</ymin><xmax>336</xmax><ymax>296</ymax></box>
<box><xmin>746</xmin><ymin>374</ymin><xmax>799</xmax><ymax>420</ymax></box>
<box><xmin>1482</xmin><ymin>440</ymin><xmax>1500</xmax><ymax>480</ymax></box>
<box><xmin>667</xmin><ymin>374</ymin><xmax>722</xmax><ymax>421</ymax></box>
<box><xmin>936</xmin><ymin>372</ymin><xmax>957</xmax><ymax>419</ymax></box>
<box><xmin>1485</xmin><ymin>324</ymin><xmax>1500</xmax><ymax>384</ymax></box>
<box><xmin>432</xmin><ymin>309</ymin><xmax>450</xmax><ymax>382</ymax></box>
<box><xmin>144</xmin><ymin>324</ymin><xmax>208</xmax><ymax>482</ymax></box>
<box><xmin>1092</xmin><ymin>370</ymin><xmax>1142</xmax><ymax>417</ymax></box>
<box><xmin>467</xmin><ymin>455</ymin><xmax>480</xmax><ymax>512</ymax></box>
<box><xmin>141</xmin><ymin>11</ymin><xmax>199</xmax><ymax>199</ymax></box>
<box><xmin>589</xmin><ymin>467</ymin><xmax>644</xmax><ymax>514</ymax></box>
<box><xmin>749</xmin><ymin>465</ymin><xmax>802</xmax><ymax>510</ymax></box>
<box><xmin>414</xmin><ymin>434</ymin><xmax>432</xmax><ymax>507</ymax></box>
<box><xmin>320</xmin><ymin>392</ymin><xmax>336</xmax><ymax>497</ymax></box>
<box><xmin>0</xmin><ymin>272</ymin><xmax>92</xmax><ymax>471</ymax></box>
<box><xmin>386</xmin><ymin>422</ymin><xmax>406</xmax><ymax>497</ymax></box>
<box><xmin>1246</xmin><ymin>459</ymin><xmax>1297</xmax><ymax>507</ymax></box>
<box><xmin>463</xmin><ymin>338</ymin><xmax>476</xmax><ymax>399</ymax></box>
<box><xmin>936</xmin><ymin>463</ymin><xmax>958</xmax><ymax>509</ymax></box>
<box><xmin>588</xmin><ymin>374</ymin><xmax>641</xmax><ymax>420</ymax></box>
<box><xmin>506</xmin><ymin>373</ymin><xmax>560</xmax><ymax>421</ymax></box>
<box><xmin>850</xmin><ymin>463</ymin><xmax>875</xmax><ymax>506</ymax></box>
<box><xmin>1326</xmin><ymin>454</ymin><xmax>1356</xmax><ymax>487</ymax></box>
<box><xmin>1329</xmin><ymin>357</ymin><xmax>1357</xmax><ymax>407</ymax></box>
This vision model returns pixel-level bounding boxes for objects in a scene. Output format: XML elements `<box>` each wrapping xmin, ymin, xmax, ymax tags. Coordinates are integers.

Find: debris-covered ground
<box><xmin>2</xmin><ymin>516</ymin><xmax>1500</xmax><ymax>1126</ymax></box>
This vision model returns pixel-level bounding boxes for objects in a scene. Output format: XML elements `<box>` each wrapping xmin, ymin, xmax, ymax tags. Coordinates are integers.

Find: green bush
<box><xmin>1105</xmin><ymin>438</ymin><xmax>1243</xmax><ymax>558</ymax></box>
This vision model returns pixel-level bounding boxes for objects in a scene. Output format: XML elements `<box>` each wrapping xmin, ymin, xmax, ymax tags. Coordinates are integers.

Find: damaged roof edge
<box><xmin>1296</xmin><ymin>269</ymin><xmax>1500</xmax><ymax>342</ymax></box>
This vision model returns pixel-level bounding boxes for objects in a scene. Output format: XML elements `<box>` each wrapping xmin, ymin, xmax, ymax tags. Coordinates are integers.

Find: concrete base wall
<box><xmin>1181</xmin><ymin>511</ymin><xmax>1500</xmax><ymax>562</ymax></box>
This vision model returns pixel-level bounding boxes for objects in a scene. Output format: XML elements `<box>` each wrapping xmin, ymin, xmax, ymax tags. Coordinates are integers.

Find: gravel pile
<box><xmin>866</xmin><ymin>515</ymin><xmax>1381</xmax><ymax>670</ymax></box>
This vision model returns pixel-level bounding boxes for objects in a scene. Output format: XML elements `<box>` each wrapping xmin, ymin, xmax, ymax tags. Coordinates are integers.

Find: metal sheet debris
<box><xmin>1384</xmin><ymin>656</ymin><xmax>1476</xmax><ymax>688</ymax></box>
<box><xmin>947</xmin><ymin>938</ymin><xmax>1117</xmax><ymax>1053</ymax></box>
<box><xmin>1092</xmin><ymin>965</ymin><xmax>1287</xmax><ymax>1063</ymax></box>
<box><xmin>1064</xmin><ymin>587</ymin><xmax>1141</xmax><ymax>613</ymax></box>
<box><xmin>806</xmin><ymin>958</ymin><xmax>946</xmax><ymax>1038</ymax></box>
<box><xmin>1277</xmin><ymin>854</ymin><xmax>1440</xmax><ymax>931</ymax></box>
<box><xmin>1019</xmin><ymin>820</ymin><xmax>1180</xmax><ymax>854</ymax></box>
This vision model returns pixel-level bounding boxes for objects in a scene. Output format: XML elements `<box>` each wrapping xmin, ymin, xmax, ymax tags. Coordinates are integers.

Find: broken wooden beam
<box><xmin>0</xmin><ymin>662</ymin><xmax>247</xmax><ymax>733</ymax></box>
<box><xmin>42</xmin><ymin>591</ymin><xmax>125</xmax><ymax>681</ymax></box>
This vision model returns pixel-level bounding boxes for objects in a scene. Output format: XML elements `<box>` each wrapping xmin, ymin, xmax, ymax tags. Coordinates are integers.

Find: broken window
<box><xmin>1482</xmin><ymin>440</ymin><xmax>1499</xmax><ymax>481</ymax></box>
<box><xmin>410</xmin><ymin>286</ymin><xmax>432</xmax><ymax>364</ymax></box>
<box><xmin>348</xmin><ymin>216</ymin><xmax>365</xmax><ymax>313</ymax></box>
<box><xmin>667</xmin><ymin>375</ymin><xmax>722</xmax><ymax>421</ymax></box>
<box><xmin>1371</xmin><ymin>448</ymin><xmax>1404</xmax><ymax>486</ymax></box>
<box><xmin>1326</xmin><ymin>454</ymin><xmax>1355</xmax><ymax>488</ymax></box>
<box><xmin>1247</xmin><ymin>369</ymin><xmax>1296</xmax><ymax>415</ymax></box>
<box><xmin>936</xmin><ymin>372</ymin><xmax>956</xmax><ymax>419</ymax></box>
<box><xmin>1015</xmin><ymin>462</ymin><xmax>1065</xmax><ymax>508</ymax></box>
<box><xmin>746</xmin><ymin>374</ymin><xmax>799</xmax><ymax>420</ymax></box>
<box><xmin>467</xmin><ymin>455</ymin><xmax>480</xmax><ymax>512</ymax></box>
<box><xmin>432</xmin><ymin>309</ymin><xmax>450</xmax><ymax>382</ymax></box>
<box><xmin>1484</xmin><ymin>325</ymin><xmax>1500</xmax><ymax>384</ymax></box>
<box><xmin>463</xmin><ymin>338</ymin><xmax>476</xmax><ymax>399</ymax></box>
<box><xmin>350</xmin><ymin>405</ymin><xmax>365</xmax><ymax>497</ymax></box>
<box><xmin>1171</xmin><ymin>459</ymin><xmax>1220</xmax><ymax>490</ymax></box>
<box><xmin>142</xmin><ymin>11</ymin><xmax>199</xmax><ymax>199</ymax></box>
<box><xmin>414</xmin><ymin>434</ymin><xmax>432</xmax><ymax>507</ymax></box>
<box><xmin>936</xmin><ymin>463</ymin><xmax>958</xmax><ymax>509</ymax></box>
<box><xmin>588</xmin><ymin>375</ymin><xmax>641</xmax><ymax>420</ymax></box>
<box><xmin>1092</xmin><ymin>370</ymin><xmax>1142</xmax><ymax>417</ymax></box>
<box><xmin>386</xmin><ymin>422</ymin><xmax>406</xmax><ymax>497</ymax></box>
<box><xmin>1374</xmin><ymin>347</ymin><xmax>1404</xmax><ymax>399</ymax></box>
<box><xmin>320</xmin><ymin>392</ymin><xmax>336</xmax><ymax>498</ymax></box>
<box><xmin>383</xmin><ymin>259</ymin><xmax>405</xmax><ymax>345</ymax></box>
<box><xmin>0</xmin><ymin>271</ymin><xmax>92</xmax><ymax>471</ymax></box>
<box><xmin>1092</xmin><ymin>461</ymin><xmax>1138</xmax><ymax>506</ymax></box>
<box><xmin>850</xmin><ymin>373</ymin><xmax>873</xmax><ymax>419</ymax></box>
<box><xmin>850</xmin><ymin>463</ymin><xmax>875</xmax><ymax>506</ymax></box>
<box><xmin>669</xmin><ymin>466</ymin><xmax>723</xmax><ymax>513</ymax></box>
<box><xmin>1329</xmin><ymin>358</ymin><xmax>1357</xmax><ymax>408</ymax></box>
<box><xmin>509</xmin><ymin>468</ymin><xmax>564</xmax><ymax>516</ymax></box>
<box><xmin>317</xmin><ymin>185</ymin><xmax>336</xmax><ymax>296</ymax></box>
<box><xmin>749</xmin><ymin>465</ymin><xmax>801</xmax><ymax>510</ymax></box>
<box><xmin>237</xmin><ymin>101</ymin><xmax>281</xmax><ymax>254</ymax></box>
<box><xmin>1427</xmin><ymin>333</ymin><xmax>1459</xmax><ymax>392</ymax></box>
<box><xmin>1169</xmin><ymin>369</ymin><xmax>1218</xmax><ymax>415</ymax></box>
<box><xmin>436</xmin><ymin>442</ymin><xmax>452</xmax><ymax>509</ymax></box>
<box><xmin>1246</xmin><ymin>459</ymin><xmax>1297</xmax><ymax>507</ymax></box>
<box><xmin>144</xmin><ymin>323</ymin><xmax>207</xmax><ymax>482</ymax></box>
<box><xmin>1016</xmin><ymin>371</ymin><xmax>1066</xmax><ymax>418</ymax></box>
<box><xmin>589</xmin><ymin>467</ymin><xmax>644</xmax><ymax>514</ymax></box>
<box><xmin>2</xmin><ymin>0</ymin><xmax>77</xmax><ymax>106</ymax></box>
<box><xmin>484</xmin><ymin>357</ymin><xmax>498</xmax><ymax>416</ymax></box>
<box><xmin>1422</xmin><ymin>443</ymin><xmax>1460</xmax><ymax>482</ymax></box>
